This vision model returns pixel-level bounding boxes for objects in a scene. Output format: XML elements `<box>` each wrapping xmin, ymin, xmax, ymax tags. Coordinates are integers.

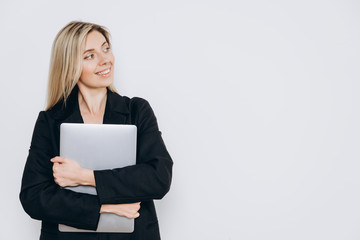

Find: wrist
<box><xmin>100</xmin><ymin>204</ymin><xmax>112</xmax><ymax>214</ymax></box>
<box><xmin>79</xmin><ymin>169</ymin><xmax>96</xmax><ymax>187</ymax></box>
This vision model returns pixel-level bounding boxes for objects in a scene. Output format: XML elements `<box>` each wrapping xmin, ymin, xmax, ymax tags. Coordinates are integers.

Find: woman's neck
<box><xmin>77</xmin><ymin>85</ymin><xmax>107</xmax><ymax>123</ymax></box>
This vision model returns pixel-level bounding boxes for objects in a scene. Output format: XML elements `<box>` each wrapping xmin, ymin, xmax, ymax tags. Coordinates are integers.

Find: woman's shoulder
<box><xmin>109</xmin><ymin>92</ymin><xmax>158</xmax><ymax>131</ymax></box>
<box><xmin>42</xmin><ymin>99</ymin><xmax>77</xmax><ymax>122</ymax></box>
<box><xmin>109</xmin><ymin>90</ymin><xmax>148</xmax><ymax>104</ymax></box>
<box><xmin>108</xmin><ymin>91</ymin><xmax>153</xmax><ymax>113</ymax></box>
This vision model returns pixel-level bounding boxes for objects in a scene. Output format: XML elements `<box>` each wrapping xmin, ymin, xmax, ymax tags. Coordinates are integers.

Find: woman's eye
<box><xmin>104</xmin><ymin>47</ymin><xmax>111</xmax><ymax>52</ymax></box>
<box><xmin>84</xmin><ymin>54</ymin><xmax>94</xmax><ymax>60</ymax></box>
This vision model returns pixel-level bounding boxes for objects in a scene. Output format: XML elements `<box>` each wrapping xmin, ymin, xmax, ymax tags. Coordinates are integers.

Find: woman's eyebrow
<box><xmin>83</xmin><ymin>42</ymin><xmax>108</xmax><ymax>54</ymax></box>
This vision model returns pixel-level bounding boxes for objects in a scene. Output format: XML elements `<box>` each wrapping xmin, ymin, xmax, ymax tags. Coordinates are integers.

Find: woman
<box><xmin>19</xmin><ymin>21</ymin><xmax>173</xmax><ymax>240</ymax></box>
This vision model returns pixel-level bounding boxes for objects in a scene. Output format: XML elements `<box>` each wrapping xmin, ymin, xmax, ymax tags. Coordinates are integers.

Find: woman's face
<box><xmin>78</xmin><ymin>30</ymin><xmax>114</xmax><ymax>90</ymax></box>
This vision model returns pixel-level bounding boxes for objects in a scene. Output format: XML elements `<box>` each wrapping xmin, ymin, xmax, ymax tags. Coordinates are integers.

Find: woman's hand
<box><xmin>51</xmin><ymin>157</ymin><xmax>95</xmax><ymax>187</ymax></box>
<box><xmin>100</xmin><ymin>202</ymin><xmax>141</xmax><ymax>219</ymax></box>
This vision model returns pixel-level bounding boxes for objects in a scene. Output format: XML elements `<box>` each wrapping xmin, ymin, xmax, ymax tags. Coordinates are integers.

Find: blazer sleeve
<box><xmin>93</xmin><ymin>98</ymin><xmax>173</xmax><ymax>204</ymax></box>
<box><xmin>19</xmin><ymin>111</ymin><xmax>101</xmax><ymax>230</ymax></box>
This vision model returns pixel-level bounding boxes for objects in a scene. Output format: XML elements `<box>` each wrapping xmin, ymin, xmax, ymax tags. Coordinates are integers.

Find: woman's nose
<box><xmin>98</xmin><ymin>52</ymin><xmax>110</xmax><ymax>65</ymax></box>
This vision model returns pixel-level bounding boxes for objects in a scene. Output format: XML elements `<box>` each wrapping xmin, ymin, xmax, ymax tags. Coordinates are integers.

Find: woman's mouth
<box><xmin>96</xmin><ymin>68</ymin><xmax>111</xmax><ymax>77</ymax></box>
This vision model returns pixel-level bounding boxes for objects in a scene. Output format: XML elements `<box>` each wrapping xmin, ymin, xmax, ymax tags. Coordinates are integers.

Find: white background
<box><xmin>1</xmin><ymin>0</ymin><xmax>360</xmax><ymax>239</ymax></box>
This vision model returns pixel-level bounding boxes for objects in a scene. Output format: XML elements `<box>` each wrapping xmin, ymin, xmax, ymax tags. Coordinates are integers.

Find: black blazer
<box><xmin>20</xmin><ymin>86</ymin><xmax>173</xmax><ymax>240</ymax></box>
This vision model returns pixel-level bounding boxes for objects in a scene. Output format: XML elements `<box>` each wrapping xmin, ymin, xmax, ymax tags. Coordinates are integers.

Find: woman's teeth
<box><xmin>97</xmin><ymin>68</ymin><xmax>110</xmax><ymax>75</ymax></box>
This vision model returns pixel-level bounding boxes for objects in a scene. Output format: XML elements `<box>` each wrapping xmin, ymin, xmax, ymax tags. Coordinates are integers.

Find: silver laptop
<box><xmin>58</xmin><ymin>123</ymin><xmax>137</xmax><ymax>233</ymax></box>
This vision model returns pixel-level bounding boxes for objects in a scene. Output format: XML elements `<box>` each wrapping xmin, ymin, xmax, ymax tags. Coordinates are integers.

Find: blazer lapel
<box><xmin>49</xmin><ymin>86</ymin><xmax>130</xmax><ymax>125</ymax></box>
<box><xmin>103</xmin><ymin>89</ymin><xmax>130</xmax><ymax>124</ymax></box>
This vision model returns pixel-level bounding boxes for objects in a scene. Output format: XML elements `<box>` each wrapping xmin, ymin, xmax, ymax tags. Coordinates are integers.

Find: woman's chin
<box><xmin>78</xmin><ymin>77</ymin><xmax>114</xmax><ymax>90</ymax></box>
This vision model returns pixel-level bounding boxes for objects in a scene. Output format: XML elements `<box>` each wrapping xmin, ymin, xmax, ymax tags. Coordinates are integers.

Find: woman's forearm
<box><xmin>100</xmin><ymin>203</ymin><xmax>141</xmax><ymax>219</ymax></box>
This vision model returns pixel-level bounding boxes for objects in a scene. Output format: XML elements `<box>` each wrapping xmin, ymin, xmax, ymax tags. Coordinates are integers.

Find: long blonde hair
<box><xmin>46</xmin><ymin>21</ymin><xmax>117</xmax><ymax>110</ymax></box>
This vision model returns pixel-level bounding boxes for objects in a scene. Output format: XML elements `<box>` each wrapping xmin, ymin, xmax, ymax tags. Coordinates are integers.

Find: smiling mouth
<box><xmin>96</xmin><ymin>68</ymin><xmax>111</xmax><ymax>76</ymax></box>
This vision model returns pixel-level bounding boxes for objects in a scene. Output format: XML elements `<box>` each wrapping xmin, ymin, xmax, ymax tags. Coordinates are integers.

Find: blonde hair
<box><xmin>46</xmin><ymin>21</ymin><xmax>117</xmax><ymax>110</ymax></box>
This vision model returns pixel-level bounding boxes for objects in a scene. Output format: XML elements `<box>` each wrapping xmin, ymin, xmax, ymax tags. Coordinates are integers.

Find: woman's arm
<box><xmin>93</xmin><ymin>98</ymin><xmax>173</xmax><ymax>204</ymax></box>
<box><xmin>51</xmin><ymin>157</ymin><xmax>96</xmax><ymax>187</ymax></box>
<box><xmin>19</xmin><ymin>112</ymin><xmax>101</xmax><ymax>230</ymax></box>
<box><xmin>100</xmin><ymin>202</ymin><xmax>141</xmax><ymax>219</ymax></box>
<box><xmin>50</xmin><ymin>157</ymin><xmax>142</xmax><ymax>219</ymax></box>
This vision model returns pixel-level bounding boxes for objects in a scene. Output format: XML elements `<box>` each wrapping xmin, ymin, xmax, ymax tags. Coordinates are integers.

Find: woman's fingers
<box><xmin>118</xmin><ymin>202</ymin><xmax>140</xmax><ymax>219</ymax></box>
<box><xmin>124</xmin><ymin>212</ymin><xmax>139</xmax><ymax>219</ymax></box>
<box><xmin>50</xmin><ymin>156</ymin><xmax>84</xmax><ymax>187</ymax></box>
<box><xmin>133</xmin><ymin>202</ymin><xmax>141</xmax><ymax>211</ymax></box>
<box><xmin>50</xmin><ymin>156</ymin><xmax>66</xmax><ymax>163</ymax></box>
<box><xmin>120</xmin><ymin>202</ymin><xmax>141</xmax><ymax>218</ymax></box>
